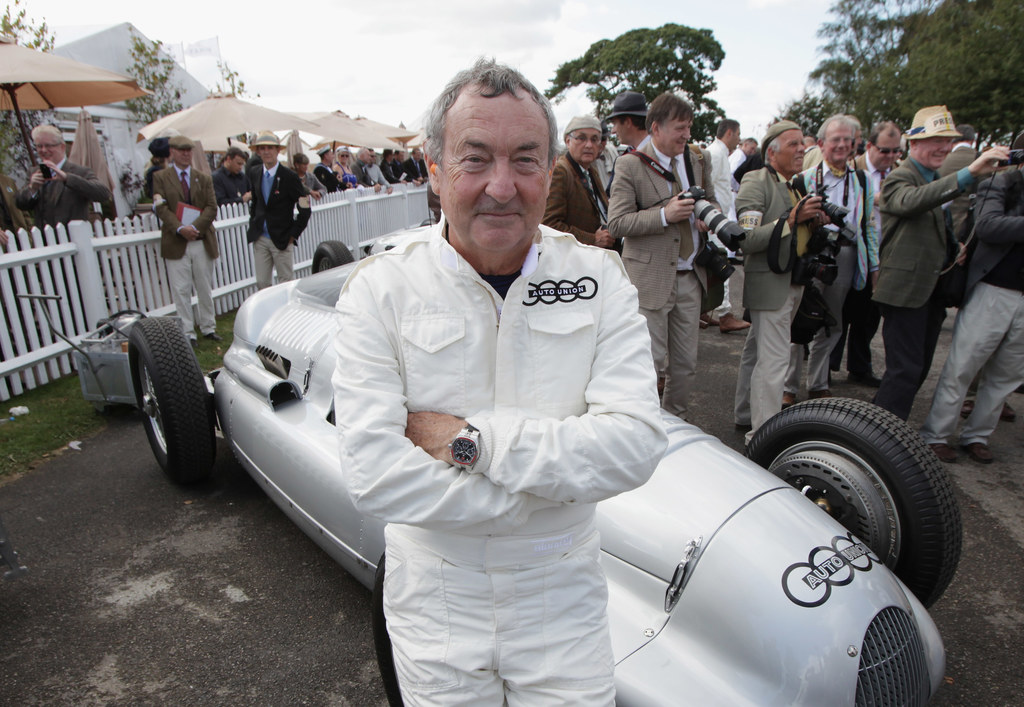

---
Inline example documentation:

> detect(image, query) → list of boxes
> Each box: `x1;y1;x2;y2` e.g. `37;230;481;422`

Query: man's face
609;115;642;148
170;146;192;170
819;121;854;168
768;129;806;179
321;151;335;167
226;155;246;174
650;116;692;157
430;89;552;266
565;128;601;168
34;134;66;165
909;136;954;171
295;161;308;176
867;132;902;171
256;145;280;168
724;127;741;152
412;149;422;161
741;140;758;157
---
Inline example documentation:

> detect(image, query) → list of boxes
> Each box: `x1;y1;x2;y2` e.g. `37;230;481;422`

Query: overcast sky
29;0;832;142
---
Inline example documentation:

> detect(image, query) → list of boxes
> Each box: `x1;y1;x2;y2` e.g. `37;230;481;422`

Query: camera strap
628;147;696;188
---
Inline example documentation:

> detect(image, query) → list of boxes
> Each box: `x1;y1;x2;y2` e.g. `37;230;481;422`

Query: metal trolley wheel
748;397;962;607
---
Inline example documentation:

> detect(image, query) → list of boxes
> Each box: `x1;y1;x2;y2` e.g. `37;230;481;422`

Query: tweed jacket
968;169;1024;298
873;159;963;309
15;161;111;228
608;142;715;309
938;145;978;238
800;162;878;290
246;164;312;250
153;166;219;261
1;174;29;235
543;154;609;245
735;167;803;311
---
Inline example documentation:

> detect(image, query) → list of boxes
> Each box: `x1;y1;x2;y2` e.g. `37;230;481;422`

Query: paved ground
1;268;1022;705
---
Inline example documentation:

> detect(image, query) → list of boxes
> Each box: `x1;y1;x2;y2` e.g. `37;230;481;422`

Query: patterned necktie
179;170;190;204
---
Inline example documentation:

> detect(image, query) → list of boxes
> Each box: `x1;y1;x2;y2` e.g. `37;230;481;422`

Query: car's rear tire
128;317;215;484
372;553;405;706
747;397;961;607
312;240;354;272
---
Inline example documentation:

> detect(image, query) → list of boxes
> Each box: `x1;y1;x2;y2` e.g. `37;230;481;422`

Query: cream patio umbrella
0;36;148;163
295;111;403;151
68;109;116;195
138;94;320;150
353;117;420;145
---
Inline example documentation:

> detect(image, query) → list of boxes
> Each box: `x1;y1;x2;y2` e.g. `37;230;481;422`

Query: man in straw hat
246;131;311;289
153;135;220;347
872;105;1008;423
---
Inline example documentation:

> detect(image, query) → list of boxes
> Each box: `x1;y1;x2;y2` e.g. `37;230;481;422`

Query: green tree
546;23;726;142
1;0;57;174
899;0;1024;144
124;28;184;125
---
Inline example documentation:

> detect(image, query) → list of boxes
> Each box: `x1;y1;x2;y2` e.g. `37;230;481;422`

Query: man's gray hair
816;114;859;141
868;121;901;145
424;57;558;168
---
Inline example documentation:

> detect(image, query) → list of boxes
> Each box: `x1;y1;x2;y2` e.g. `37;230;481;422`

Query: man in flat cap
608;92;717;420
247;131;312;289
17;124;111;228
543;115;613;247
872;106;1008;422
153;135;221;347
732;121;826;441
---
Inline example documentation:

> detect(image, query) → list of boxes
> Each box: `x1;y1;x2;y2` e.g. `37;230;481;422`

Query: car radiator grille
855;606;930;707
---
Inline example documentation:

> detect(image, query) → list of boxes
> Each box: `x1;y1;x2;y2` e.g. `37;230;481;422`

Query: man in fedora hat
247;130;311;289
606;90;650;152
153;135;220;347
872;105;1008;422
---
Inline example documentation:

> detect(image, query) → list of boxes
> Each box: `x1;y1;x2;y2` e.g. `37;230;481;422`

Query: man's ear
426;153;441;195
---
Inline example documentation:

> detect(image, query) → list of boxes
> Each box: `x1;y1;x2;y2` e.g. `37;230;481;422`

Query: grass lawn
0;310;236;482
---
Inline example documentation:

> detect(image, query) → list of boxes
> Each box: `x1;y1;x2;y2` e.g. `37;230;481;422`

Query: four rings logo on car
522;277;598;306
781;534;879;607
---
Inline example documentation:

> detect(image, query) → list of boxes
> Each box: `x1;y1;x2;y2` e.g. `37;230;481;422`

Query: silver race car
129;231;960;706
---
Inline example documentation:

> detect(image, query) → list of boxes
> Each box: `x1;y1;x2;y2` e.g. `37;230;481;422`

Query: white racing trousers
383;518;615;706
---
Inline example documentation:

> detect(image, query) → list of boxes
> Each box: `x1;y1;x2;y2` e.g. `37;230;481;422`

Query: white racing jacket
332;222;667;539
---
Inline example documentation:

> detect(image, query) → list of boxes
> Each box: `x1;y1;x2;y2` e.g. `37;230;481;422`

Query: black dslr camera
678;186;746;251
694;242;735;281
792;216;841;286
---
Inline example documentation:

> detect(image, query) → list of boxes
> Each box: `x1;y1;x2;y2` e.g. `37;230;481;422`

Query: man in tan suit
608;93;717;419
543;115;612;247
153;135;220;347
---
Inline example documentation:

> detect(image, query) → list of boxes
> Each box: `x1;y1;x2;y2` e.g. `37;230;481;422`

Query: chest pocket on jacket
400;314;466;412
525;308;595;414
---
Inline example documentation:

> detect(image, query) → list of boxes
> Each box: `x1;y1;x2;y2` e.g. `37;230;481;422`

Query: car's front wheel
312;240;354;272
747;397;961;607
128;317;215;484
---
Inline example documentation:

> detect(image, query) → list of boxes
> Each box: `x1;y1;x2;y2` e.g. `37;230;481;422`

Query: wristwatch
449;423;481;471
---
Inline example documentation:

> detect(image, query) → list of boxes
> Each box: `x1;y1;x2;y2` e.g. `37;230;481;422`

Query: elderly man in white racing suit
332;60;666;706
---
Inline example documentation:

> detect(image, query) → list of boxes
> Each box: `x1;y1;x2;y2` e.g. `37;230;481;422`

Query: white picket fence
0;184;429;402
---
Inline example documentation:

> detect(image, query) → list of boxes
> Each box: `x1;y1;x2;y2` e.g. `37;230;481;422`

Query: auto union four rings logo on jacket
523;277;598;306
781;533;879;608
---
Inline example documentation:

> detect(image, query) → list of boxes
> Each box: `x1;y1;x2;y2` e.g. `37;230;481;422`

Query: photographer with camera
919;130;1024;464
783;115;879;404
732;120;827;442
608;92;719;420
872;106;1009;421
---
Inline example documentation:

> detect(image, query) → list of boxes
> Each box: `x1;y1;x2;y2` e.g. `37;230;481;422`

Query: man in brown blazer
608;93;717;419
543;115;612;247
16;124;111;229
153;135;221;347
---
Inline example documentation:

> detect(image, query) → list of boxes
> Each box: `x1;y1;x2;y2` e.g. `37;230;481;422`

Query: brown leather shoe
700;312;719;328
929;443;959;463
962;442;994;464
808;389;832;399
782;392;796;409
719;313;751;333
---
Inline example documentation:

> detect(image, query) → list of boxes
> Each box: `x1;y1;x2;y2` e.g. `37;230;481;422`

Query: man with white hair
16;124;111;228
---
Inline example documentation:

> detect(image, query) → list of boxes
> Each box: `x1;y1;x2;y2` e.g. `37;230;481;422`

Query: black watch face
451;437;478;466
